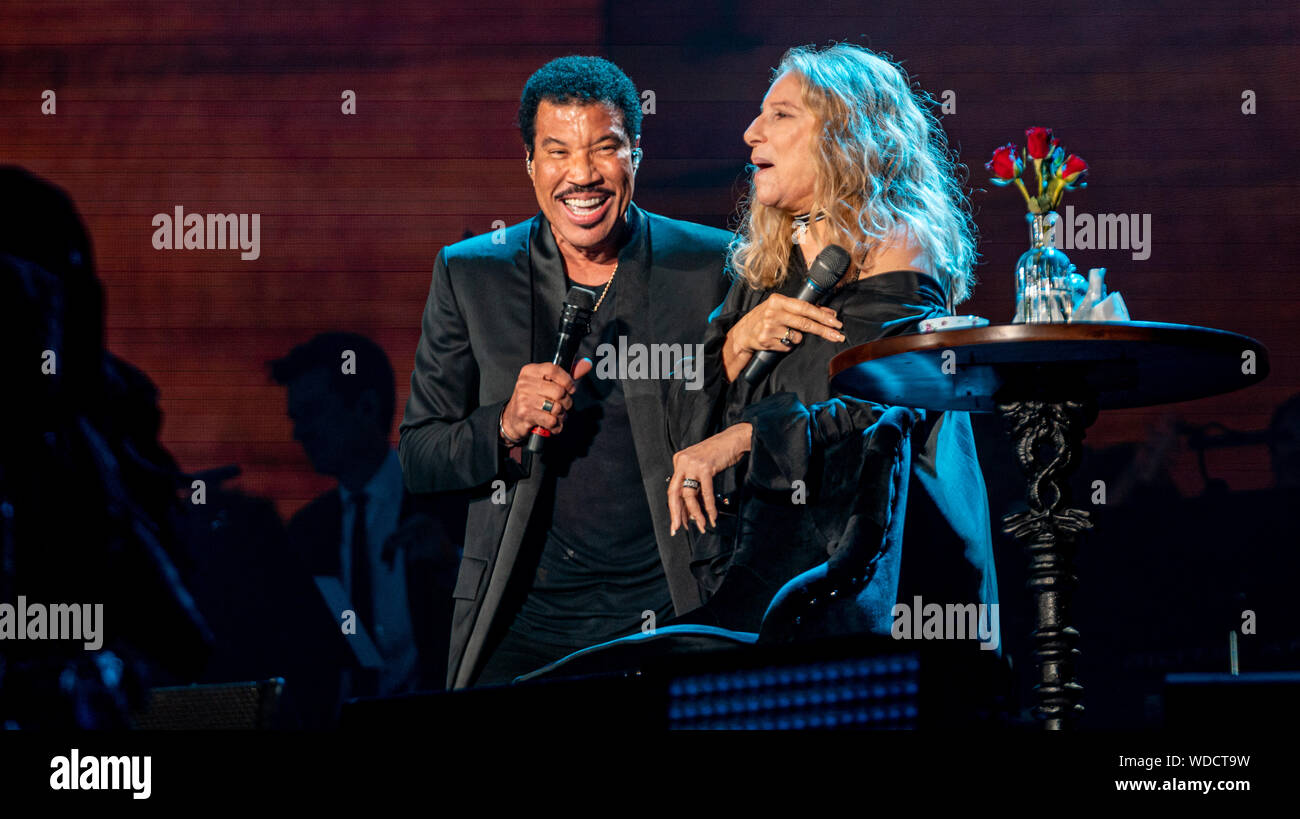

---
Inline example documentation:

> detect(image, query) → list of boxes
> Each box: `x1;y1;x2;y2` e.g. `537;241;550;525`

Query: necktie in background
350;492;373;635
349;492;377;697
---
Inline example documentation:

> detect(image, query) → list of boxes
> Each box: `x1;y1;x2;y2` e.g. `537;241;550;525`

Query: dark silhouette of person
272;333;465;698
0;166;366;730
0;166;211;728
176;463;357;729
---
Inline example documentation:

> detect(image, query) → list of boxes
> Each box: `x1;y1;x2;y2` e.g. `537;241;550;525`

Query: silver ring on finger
780;328;795;346
681;478;701;490
542;398;554;413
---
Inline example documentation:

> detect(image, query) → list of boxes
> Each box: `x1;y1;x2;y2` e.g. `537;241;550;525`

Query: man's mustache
555;186;614;199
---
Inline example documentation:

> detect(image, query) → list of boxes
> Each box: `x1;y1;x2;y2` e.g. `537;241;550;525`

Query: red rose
985;143;1022;181
1058;154;1088;182
1025;127;1053;160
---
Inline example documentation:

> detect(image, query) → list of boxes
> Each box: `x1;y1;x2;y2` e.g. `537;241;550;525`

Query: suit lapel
609;203;651;398
529;215;566;364
455;215;560;688
612;207;702;614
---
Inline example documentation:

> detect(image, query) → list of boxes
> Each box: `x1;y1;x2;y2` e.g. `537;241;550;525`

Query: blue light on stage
668;654;920;730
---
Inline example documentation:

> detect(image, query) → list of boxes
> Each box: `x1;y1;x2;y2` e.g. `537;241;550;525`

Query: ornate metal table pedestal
997;380;1098;729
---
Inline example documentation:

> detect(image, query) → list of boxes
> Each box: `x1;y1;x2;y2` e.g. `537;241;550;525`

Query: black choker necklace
791;212;826;244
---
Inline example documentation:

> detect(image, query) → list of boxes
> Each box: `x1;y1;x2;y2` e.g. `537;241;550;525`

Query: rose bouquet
986;127;1087;214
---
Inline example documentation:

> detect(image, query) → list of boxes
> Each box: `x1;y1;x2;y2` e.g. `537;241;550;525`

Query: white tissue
1090;291;1130;321
1071;268;1131;322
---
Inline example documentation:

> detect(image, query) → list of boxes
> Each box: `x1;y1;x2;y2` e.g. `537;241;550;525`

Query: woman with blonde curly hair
664;43;997;642
727;43;976;305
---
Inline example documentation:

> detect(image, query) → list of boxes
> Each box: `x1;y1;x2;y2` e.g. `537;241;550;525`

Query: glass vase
1014;212;1086;323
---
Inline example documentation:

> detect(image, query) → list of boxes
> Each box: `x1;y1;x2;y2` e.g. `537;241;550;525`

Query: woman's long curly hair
729;43;978;304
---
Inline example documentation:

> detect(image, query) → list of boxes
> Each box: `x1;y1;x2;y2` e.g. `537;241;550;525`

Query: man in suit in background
399;57;732;689
273;332;464;698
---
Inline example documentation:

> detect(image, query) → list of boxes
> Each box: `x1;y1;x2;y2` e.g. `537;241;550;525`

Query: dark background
2;0;1296;726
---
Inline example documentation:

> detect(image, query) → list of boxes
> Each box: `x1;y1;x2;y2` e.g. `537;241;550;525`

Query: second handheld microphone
741;243;853;385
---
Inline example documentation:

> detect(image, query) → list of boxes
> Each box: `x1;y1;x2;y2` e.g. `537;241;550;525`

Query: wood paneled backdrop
2;0;1295;523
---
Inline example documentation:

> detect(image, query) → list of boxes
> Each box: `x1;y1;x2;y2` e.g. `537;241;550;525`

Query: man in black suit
274;333;464;698
399;56;732;689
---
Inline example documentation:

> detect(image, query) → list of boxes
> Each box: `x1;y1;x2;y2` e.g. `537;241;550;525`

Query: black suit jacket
287;484;465;691
398;204;732;688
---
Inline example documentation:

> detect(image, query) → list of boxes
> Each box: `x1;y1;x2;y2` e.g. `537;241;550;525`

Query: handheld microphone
741;243;853;385
526;286;597;454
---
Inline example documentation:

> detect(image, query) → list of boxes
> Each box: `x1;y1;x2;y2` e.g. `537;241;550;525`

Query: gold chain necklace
593;262;618;312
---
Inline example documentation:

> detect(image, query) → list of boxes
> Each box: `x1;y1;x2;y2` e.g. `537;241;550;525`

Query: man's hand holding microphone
498;358;594;446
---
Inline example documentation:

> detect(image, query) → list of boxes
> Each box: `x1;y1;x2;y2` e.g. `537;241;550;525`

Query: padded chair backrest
759;406;916;642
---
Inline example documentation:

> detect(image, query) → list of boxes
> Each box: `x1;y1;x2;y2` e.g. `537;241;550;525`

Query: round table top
828;321;1269;412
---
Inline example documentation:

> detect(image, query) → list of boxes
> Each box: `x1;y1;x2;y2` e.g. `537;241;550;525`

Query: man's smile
557;190;614;226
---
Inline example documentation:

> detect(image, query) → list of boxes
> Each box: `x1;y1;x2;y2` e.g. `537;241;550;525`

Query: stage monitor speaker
131;678;284;730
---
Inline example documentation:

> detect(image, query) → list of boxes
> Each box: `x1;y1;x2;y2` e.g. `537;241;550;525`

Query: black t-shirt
506;271;674;649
